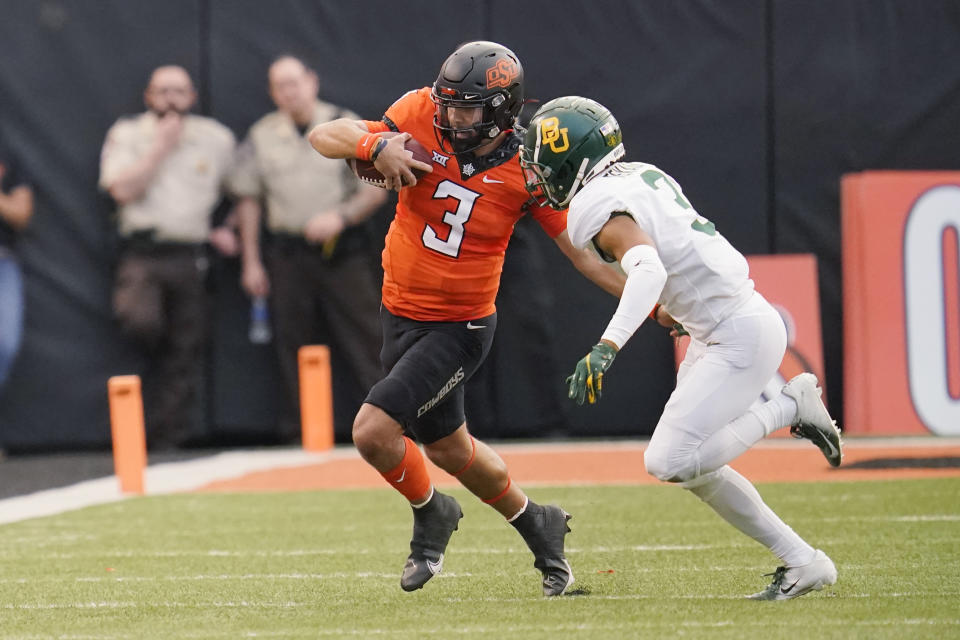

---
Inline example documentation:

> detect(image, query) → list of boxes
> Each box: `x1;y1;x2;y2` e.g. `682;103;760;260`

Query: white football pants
643;292;816;567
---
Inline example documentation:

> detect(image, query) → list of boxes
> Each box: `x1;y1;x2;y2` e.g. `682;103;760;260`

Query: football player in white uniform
520;96;843;600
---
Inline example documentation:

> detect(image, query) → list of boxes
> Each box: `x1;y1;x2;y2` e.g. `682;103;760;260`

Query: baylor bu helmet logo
539;116;569;152
486;58;519;89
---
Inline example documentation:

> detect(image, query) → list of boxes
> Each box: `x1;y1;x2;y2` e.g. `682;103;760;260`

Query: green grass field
1;477;958;639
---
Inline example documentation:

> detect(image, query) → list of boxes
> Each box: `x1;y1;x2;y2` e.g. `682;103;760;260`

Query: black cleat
400;491;463;592
511;503;575;596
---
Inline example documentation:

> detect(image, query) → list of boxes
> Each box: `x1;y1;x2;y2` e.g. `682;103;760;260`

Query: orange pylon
298;345;334;451
107;375;147;494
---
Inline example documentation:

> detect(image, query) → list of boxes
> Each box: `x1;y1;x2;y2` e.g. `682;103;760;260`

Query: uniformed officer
99;65;236;449
228;55;386;443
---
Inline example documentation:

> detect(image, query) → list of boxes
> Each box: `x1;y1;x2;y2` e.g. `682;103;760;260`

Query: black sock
509;500;543;537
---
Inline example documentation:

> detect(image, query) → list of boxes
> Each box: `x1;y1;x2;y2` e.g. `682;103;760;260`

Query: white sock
693;394;800;474
411;487;434;509
761;393;798;436
506;497;529;522
682;466;816;567
694;410;765;473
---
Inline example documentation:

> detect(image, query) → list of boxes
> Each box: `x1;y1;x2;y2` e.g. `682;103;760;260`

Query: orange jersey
365;88;566;321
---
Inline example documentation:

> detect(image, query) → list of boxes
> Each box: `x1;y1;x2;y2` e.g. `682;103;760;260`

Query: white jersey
567;161;755;341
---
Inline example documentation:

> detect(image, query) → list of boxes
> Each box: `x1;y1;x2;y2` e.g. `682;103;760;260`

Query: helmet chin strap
558;157;591;208
589;145;625;180
558;144;626;208
532;121;544;161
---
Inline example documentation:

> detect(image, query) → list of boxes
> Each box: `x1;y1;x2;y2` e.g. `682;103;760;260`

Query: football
346;132;432;188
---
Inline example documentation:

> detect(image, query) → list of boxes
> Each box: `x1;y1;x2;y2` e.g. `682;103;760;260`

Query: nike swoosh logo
482;175;504;184
780;578;801;594
806;423;840;458
466;322;486;330
395;469;406;483
427;554;444;575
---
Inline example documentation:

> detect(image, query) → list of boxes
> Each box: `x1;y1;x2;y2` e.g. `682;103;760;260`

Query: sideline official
228;55;385;442
99;65;235;449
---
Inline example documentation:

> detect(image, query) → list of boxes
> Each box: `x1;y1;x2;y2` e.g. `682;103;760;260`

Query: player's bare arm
593;213;656;263
309;119;431;192
552;229;625;298
308;118;371;159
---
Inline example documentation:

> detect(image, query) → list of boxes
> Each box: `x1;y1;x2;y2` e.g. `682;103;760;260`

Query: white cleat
747;549;838;600
782;373;843;467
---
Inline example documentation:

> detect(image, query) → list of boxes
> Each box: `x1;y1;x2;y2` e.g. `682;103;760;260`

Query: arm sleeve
599;244;667;349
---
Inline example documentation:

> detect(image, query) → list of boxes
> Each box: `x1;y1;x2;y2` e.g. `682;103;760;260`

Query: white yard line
0;437;957;527
489;436;960;452
0;448;332;526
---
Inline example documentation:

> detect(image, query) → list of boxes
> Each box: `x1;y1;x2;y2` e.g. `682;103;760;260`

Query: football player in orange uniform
309;41;622;596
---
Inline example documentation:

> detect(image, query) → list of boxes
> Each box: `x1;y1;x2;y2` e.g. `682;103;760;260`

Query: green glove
566;342;617;405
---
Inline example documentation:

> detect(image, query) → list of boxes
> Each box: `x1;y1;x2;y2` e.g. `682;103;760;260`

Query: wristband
649;303;661;320
369;137;388;163
355;133;382;161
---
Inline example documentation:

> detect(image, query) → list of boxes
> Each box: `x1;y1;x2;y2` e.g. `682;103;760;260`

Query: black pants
365;307;496;444
267;240;383;442
113;246;208;449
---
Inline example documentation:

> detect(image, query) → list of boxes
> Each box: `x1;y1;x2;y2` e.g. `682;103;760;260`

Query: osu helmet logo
485;58;519;89
539;117;569;153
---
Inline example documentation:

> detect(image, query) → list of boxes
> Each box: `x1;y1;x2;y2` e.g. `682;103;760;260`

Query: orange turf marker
107;375;147;494
298;345;334;451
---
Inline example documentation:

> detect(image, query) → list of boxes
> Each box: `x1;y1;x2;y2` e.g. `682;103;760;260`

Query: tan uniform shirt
228;101;360;234
99;112;236;242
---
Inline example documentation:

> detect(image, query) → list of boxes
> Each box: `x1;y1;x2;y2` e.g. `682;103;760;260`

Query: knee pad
644;445;700;484
677;466;726;491
676;467;731;504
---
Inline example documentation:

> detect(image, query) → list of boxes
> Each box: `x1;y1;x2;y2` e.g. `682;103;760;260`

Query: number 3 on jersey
642;168;716;236
422;180;480;257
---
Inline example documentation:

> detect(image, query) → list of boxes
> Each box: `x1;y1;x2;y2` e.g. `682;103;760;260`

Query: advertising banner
842;171;960;435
